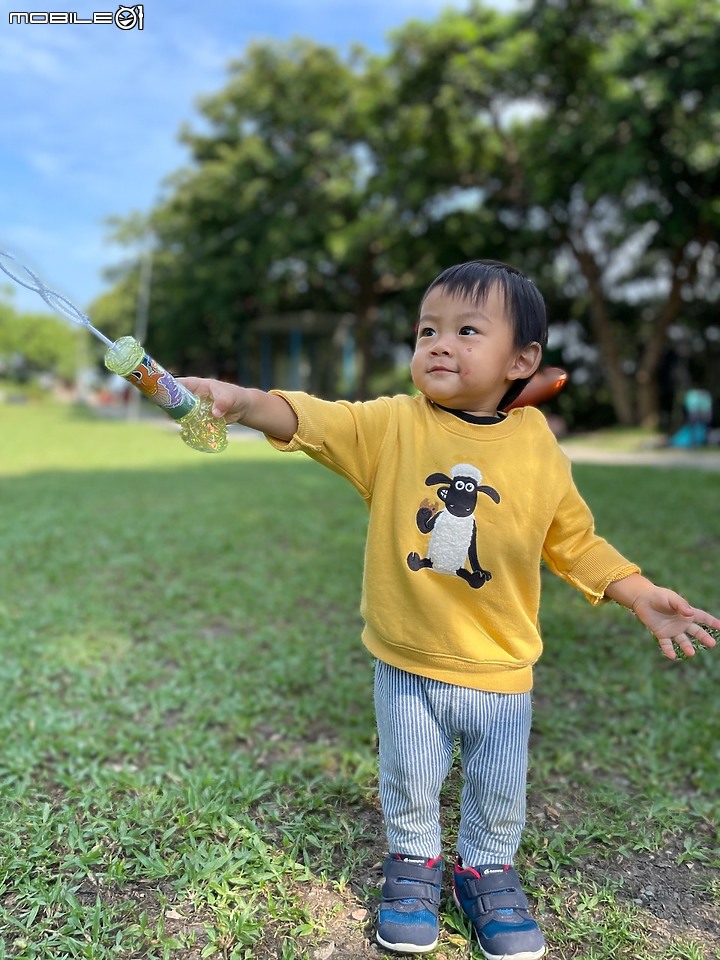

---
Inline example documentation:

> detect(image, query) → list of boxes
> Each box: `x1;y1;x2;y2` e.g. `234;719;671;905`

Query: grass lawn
1;403;718;960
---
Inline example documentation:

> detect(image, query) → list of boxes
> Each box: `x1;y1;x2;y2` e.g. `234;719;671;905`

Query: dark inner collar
434;402;506;425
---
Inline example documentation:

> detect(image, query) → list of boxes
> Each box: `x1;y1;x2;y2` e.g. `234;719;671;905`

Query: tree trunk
635;246;696;428
353;250;378;401
573;247;635;425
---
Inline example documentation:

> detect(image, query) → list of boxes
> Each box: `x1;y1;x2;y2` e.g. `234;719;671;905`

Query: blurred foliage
94;0;719;430
0;296;82;384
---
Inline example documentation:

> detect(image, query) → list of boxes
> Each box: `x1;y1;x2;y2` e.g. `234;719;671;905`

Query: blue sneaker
453;860;545;960
376;854;443;954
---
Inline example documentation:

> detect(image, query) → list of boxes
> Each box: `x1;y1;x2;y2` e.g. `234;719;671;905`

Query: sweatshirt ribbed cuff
566;551;640;605
264;390;324;453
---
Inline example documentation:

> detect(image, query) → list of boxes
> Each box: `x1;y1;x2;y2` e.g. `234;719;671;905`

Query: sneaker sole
452;891;546;960
376;931;439;954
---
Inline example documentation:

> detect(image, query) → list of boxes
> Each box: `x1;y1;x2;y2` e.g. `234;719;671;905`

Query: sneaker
376;854;443;954
453;859;545;960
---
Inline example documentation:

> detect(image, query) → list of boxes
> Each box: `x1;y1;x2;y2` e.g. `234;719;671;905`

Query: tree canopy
95;0;720;429
0;295;80;384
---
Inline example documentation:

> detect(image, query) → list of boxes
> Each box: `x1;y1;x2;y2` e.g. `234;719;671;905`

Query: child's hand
631;587;720;660
177;378;298;441
177;377;247;422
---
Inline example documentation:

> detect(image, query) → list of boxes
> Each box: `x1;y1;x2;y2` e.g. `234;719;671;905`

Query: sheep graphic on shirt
406;463;500;589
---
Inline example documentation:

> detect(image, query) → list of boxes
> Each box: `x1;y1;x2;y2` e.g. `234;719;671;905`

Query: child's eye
418;326;436;338
459;326;478;336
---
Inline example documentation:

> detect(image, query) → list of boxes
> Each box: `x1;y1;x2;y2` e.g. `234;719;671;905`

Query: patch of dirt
582;837;720;952
528;795;720;960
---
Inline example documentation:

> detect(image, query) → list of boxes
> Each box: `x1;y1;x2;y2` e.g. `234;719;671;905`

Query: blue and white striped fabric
374;660;532;867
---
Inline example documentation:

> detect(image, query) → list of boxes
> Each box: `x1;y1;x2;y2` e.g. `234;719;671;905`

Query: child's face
411;284;538;415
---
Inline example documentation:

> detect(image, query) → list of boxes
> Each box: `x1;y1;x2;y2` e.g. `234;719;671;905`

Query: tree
97;17;522;398
0;297;80;383
508;0;720;424
95;1;719;425
104;39;435;396
374;0;720;425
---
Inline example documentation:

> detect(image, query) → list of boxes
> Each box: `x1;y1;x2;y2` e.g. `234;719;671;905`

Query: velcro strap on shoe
381;858;442;906
381;877;442;905
385;860;442;885
481;891;529;913
461;868;530;914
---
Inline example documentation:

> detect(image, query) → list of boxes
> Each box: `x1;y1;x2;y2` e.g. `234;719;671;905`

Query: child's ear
508;342;542;381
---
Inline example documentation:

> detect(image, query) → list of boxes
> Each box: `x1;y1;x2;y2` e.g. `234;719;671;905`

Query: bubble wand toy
0;250;227;453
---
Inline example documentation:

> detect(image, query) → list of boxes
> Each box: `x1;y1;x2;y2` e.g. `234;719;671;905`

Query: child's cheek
461;346;474;376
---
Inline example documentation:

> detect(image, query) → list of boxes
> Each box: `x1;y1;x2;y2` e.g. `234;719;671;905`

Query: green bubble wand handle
0;250;227;453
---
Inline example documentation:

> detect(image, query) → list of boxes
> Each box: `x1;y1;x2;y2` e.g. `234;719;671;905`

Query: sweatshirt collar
432;402;506;426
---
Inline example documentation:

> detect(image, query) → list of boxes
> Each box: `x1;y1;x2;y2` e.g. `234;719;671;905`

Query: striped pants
374;661;532;867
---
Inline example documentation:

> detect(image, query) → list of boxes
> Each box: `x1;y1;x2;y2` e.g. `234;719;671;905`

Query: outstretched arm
178;378;298;442
605;572;719;660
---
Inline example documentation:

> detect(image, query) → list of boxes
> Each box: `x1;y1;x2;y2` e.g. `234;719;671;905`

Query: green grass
1;404;719;959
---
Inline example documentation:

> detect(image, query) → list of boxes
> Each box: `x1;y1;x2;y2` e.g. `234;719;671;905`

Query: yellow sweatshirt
267;392;639;693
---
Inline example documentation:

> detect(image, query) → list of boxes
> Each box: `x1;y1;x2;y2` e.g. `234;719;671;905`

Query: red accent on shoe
394;854;442;868
454;859;512;879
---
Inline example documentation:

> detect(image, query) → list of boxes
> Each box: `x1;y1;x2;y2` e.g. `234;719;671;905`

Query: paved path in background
561;444;720;471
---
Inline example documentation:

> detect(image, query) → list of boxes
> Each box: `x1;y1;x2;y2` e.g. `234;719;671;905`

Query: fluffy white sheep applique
406;463;500;589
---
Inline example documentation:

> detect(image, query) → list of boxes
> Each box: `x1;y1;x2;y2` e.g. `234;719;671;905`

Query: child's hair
419;259;548;409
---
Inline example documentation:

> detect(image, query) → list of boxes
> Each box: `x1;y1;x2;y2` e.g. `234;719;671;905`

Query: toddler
180;260;718;959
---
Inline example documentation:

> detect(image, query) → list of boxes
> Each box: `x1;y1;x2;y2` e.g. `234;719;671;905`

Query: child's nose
431;334;452;354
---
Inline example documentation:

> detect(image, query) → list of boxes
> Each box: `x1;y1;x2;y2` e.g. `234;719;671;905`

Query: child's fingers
692;608;720;631
657;622;718;660
682;609;720;649
694;624;718;649
657;633;697;659
668;594;695;618
657;637;678;660
177;377;232;418
177;376;209;396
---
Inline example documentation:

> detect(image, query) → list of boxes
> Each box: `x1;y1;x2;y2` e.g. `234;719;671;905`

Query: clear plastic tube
104;336;227;453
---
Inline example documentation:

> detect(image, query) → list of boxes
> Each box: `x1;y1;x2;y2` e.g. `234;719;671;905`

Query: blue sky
0;0;513;318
